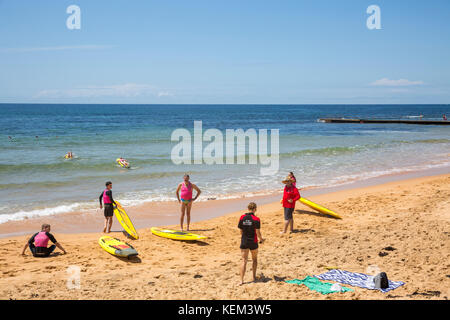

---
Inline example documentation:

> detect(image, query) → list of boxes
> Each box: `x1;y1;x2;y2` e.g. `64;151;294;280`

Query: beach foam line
120;161;450;205
1;160;449;225
0;203;84;224
322;161;450;189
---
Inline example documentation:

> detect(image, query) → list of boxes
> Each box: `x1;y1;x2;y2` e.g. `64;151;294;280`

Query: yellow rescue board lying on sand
98;236;138;258
299;197;342;219
151;227;207;241
114;201;139;239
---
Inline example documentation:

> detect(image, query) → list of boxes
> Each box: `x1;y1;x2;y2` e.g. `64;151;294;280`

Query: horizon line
0;103;449;106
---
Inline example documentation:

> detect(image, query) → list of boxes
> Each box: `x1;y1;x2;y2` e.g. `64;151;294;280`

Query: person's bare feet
103;227;107;233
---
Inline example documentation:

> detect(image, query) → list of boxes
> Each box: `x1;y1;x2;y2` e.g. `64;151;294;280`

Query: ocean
0;104;449;224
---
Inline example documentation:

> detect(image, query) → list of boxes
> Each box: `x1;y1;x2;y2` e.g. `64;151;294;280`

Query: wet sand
1;165;448;239
0;173;449;300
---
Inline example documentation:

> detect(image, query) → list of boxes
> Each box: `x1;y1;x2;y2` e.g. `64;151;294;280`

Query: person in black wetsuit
238;202;264;285
99;181;117;233
21;224;66;257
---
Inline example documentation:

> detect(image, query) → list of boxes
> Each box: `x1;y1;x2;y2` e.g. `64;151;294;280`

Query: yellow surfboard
151;227;207;241
299;197;342;219
114;201;139;239
98;236;138;258
116;158;130;168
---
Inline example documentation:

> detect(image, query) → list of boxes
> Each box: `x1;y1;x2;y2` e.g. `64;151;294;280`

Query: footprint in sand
45;266;57;270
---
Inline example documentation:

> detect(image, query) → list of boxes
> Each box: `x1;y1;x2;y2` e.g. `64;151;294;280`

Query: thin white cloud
157;91;173;97
0;45;115;53
34;83;173;99
370;78;425;87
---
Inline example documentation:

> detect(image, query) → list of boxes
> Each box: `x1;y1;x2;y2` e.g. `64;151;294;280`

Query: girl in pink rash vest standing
176;174;202;231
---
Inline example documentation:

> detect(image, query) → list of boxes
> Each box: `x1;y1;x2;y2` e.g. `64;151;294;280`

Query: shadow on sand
115;255;142;263
273;275;288;282
290;228;315;234
185;240;210;246
295;209;339;220
185;228;216;232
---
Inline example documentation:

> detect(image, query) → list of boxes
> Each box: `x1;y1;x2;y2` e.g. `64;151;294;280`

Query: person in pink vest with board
99;181;117;233
176;174;201;231
21;224;66;257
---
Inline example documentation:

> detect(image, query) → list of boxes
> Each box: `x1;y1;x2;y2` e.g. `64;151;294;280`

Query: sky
0;0;449;104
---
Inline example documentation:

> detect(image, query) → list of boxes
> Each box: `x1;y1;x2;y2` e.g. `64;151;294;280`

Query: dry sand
0;174;449;300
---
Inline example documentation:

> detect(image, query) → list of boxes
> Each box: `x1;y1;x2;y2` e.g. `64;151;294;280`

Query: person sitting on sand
238;202;264;285
281;176;300;234
176;174;201;231
21;224;66;257
99;181;117;233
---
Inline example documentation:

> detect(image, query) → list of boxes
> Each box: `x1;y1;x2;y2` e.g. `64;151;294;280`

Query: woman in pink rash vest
176;174;202;231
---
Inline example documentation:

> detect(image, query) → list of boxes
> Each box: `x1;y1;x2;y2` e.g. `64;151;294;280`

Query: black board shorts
240;241;258;250
284;207;294;220
104;203;114;217
29;244;56;257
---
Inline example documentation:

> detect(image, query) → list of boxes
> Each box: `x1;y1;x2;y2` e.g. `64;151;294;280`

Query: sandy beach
0;173;448;300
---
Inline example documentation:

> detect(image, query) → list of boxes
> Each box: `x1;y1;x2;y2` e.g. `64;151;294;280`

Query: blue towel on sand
315;269;405;293
285;276;354;295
